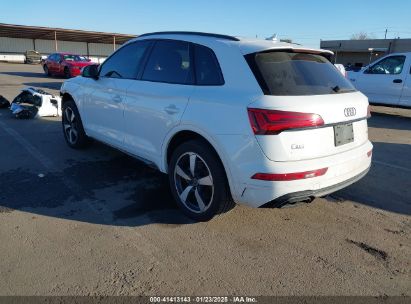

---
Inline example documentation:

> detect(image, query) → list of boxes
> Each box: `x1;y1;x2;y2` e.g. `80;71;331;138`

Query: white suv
60;32;373;221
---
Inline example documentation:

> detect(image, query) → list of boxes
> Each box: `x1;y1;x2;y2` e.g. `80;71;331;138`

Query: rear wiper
332;85;341;92
331;86;355;93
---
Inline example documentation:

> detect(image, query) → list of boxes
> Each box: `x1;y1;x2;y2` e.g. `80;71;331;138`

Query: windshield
245;51;356;96
63;55;88;62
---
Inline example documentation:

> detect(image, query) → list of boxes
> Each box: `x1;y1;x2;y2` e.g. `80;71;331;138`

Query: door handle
393;79;403;83
164;104;180;114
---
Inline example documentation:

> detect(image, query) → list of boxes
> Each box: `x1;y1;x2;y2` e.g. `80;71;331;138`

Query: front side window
142;40;193;84
367;55;406;75
246;51;356;96
49;54;58;61
64;55;88;62
99;40;151;79
194;44;224;85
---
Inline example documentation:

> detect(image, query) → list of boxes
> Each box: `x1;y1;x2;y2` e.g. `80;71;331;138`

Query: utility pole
384;28;388;39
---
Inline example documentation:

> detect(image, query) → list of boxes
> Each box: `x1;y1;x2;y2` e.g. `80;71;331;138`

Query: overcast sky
1;0;411;48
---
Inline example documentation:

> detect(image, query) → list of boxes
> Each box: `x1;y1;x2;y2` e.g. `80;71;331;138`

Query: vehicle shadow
0;155;193;227
0;115;192;227
0;113;409;227
327;141;411;215
368;113;411;131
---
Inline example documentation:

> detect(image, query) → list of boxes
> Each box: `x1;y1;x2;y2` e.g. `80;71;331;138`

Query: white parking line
373;159;411;173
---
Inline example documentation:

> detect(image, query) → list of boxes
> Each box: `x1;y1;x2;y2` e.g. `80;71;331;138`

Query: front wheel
62;100;89;149
168;140;234;221
44;65;51;76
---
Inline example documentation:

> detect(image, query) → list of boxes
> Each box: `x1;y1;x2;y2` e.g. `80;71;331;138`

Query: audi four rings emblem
344;107;356;117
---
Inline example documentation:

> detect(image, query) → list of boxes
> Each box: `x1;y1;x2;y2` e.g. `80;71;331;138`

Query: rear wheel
169;140;234;221
62;99;89;149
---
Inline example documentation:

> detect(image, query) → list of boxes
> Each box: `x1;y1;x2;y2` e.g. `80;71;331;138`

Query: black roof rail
137;31;240;41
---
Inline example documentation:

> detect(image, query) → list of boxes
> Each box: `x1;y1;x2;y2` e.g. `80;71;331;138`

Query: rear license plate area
334;123;354;147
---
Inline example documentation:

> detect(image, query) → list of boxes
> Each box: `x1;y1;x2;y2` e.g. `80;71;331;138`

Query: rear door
246;51;369;162
353;55;407;105
123;39;195;163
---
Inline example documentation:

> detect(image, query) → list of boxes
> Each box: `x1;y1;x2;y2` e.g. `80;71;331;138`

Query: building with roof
0;23;136;63
320;38;411;68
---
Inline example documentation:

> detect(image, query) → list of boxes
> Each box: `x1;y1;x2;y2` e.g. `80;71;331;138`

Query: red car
43;53;95;78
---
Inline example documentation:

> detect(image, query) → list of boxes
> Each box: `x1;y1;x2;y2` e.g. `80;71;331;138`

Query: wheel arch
61;92;74;106
162;127;238;200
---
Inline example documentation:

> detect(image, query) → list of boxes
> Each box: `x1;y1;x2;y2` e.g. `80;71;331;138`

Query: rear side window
194;44;224;85
142;40;193;85
99;40;151;79
245;51;356;96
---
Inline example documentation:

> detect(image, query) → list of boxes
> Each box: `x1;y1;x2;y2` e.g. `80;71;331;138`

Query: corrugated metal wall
0;36;118;57
35;39;56;54
89;43;119;56
0;37;34;52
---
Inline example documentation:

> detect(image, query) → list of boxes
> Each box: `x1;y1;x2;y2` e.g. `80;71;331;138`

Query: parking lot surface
0;62;410;296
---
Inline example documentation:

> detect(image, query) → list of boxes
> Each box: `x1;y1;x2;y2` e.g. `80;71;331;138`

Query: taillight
248;108;324;135
252;168;328;181
367;149;372;157
367;105;372;118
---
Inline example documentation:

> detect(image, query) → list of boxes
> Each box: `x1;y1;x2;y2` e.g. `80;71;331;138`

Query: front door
355;55;406;105
83;40;152;148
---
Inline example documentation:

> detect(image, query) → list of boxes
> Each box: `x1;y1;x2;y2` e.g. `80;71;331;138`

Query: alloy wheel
174;152;214;213
63;107;78;145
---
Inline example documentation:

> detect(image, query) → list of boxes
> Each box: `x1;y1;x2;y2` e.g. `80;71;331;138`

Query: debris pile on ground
10;87;62;119
0;95;9;108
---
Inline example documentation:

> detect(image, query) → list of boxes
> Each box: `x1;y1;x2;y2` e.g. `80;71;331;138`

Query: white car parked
348;52;411;107
60;32;373;220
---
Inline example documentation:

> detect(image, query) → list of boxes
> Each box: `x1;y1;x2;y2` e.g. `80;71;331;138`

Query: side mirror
82;65;99;79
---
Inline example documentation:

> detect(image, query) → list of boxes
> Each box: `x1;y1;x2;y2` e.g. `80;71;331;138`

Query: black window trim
96;38;225;86
98;40;154;80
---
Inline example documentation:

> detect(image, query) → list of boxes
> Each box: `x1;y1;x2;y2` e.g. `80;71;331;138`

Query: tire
44;65;51;76
64;67;71;79
168;139;235;221
62;99;89;149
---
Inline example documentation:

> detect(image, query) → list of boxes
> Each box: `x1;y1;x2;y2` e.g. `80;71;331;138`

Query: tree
350;32;376;40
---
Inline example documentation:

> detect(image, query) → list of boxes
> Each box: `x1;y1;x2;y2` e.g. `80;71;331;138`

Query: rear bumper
261;165;370;208
234;140;373;207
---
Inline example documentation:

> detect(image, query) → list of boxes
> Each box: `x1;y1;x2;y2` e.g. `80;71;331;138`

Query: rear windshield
245;51;356;96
